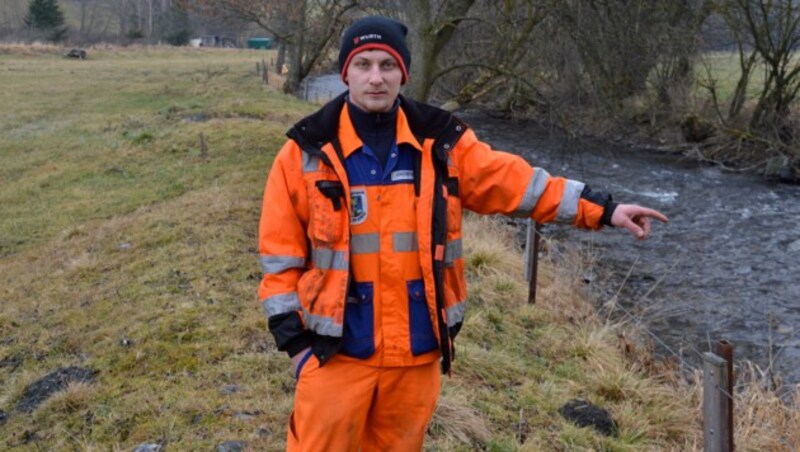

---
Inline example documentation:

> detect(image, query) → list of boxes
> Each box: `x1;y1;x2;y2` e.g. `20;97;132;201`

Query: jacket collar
338;99;423;158
286;91;459;158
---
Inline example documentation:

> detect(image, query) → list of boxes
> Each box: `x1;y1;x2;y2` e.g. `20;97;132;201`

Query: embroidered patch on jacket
390;170;414;182
350;188;368;225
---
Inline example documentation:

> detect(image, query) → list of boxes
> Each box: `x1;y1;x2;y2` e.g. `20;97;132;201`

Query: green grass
1;45;797;450
0;46;299;257
0;45;309;449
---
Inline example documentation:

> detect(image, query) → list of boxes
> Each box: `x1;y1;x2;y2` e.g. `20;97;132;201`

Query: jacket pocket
407;279;438;355
341;281;375;359
309;179;346;245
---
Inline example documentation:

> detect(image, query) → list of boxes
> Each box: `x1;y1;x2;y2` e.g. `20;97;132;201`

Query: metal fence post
703;352;731;452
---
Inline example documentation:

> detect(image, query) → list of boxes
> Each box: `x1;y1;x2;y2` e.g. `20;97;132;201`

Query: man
258;16;668;451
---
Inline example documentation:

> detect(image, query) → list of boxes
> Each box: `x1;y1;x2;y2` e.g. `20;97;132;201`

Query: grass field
0;44;797;450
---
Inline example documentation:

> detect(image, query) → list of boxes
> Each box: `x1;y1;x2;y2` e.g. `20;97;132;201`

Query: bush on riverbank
0;45;797;449
507;49;800;183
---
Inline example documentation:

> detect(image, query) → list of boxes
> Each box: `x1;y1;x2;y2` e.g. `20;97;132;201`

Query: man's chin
363;102;391;113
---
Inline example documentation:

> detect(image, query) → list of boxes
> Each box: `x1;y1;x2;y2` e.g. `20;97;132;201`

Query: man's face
345;49;403;113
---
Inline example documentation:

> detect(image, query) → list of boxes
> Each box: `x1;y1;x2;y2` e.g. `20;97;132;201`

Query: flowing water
304;77;800;383
465;113;800;384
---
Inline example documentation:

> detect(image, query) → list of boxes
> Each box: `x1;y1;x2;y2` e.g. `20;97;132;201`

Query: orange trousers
287;354;441;451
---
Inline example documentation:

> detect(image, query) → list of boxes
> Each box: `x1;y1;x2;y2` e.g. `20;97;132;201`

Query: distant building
191;35;237;48
247;37;274;50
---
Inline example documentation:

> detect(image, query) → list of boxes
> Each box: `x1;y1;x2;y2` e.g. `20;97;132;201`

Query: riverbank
511;83;800;185
0;45;797;449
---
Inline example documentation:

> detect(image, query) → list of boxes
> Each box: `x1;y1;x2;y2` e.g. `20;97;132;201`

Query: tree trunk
406;0;477;102
276;42;286;74
406;0;436;101
284;1;307;95
80;0;87;37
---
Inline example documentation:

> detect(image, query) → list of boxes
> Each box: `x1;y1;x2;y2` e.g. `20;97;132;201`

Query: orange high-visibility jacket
259;94;615;373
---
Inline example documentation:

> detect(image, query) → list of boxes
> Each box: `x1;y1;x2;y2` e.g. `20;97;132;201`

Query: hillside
0;45;797;450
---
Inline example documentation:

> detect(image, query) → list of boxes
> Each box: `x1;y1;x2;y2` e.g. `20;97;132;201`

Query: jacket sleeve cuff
601;202;618;227
580;185;616;227
268;311;312;357
285;331;314;357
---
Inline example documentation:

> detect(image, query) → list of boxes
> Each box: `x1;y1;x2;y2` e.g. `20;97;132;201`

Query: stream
466;113;800;385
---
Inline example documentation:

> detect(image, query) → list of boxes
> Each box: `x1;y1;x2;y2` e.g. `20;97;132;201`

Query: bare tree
430;0;550;111
553;0;710;114
722;0;800;139
72;0;117;43
0;0;27;38
188;0;358;94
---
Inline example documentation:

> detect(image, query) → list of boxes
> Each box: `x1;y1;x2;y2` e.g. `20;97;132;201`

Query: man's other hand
611;204;669;240
292;347;312;376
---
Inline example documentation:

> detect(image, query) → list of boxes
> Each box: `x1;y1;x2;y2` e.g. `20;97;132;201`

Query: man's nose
368;65;383;84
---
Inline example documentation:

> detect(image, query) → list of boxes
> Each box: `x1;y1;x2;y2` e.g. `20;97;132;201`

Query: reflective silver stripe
351;233;380;254
260;255;305;275
312;247;348;270
513;168;550;217
445;239;463;266
556;179;585;223
302;151;320;173
446;300;466;327
393;232;418;252
302;308;343;337
261;292;301;317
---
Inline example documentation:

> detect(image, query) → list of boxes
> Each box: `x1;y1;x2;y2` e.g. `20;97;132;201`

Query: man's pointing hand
611;204;669;240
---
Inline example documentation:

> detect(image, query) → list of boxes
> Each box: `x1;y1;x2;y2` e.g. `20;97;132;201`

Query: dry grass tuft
428;393;491;448
684;362;800;451
39;382;95;415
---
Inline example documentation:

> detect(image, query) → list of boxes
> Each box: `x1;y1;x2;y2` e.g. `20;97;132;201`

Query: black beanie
339;16;410;84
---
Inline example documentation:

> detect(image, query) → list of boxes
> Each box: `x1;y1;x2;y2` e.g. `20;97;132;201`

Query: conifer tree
24;0;66;42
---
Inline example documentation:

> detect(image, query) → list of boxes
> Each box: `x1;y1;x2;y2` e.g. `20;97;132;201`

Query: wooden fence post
703;351;731;452
524;220;542;304
716;341;734;451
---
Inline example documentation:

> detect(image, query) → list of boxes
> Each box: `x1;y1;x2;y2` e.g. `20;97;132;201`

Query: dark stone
0;410;7;425
256;426;271;438
21;430;38;444
680;115;715;143
66;49;88;59
233;412;255;421
558;399;618;436
220;384;240;395
0;356;21;371
778;165;798;184
15;367;96;412
217;440;246;452
763;156;800;184
233;410;261;421
185;113;209;123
